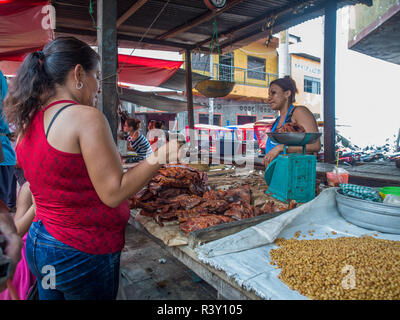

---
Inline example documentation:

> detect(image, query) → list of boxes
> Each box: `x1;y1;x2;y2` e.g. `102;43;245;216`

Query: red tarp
0;1;183;87
0;54;183;87
0;0;53;60
117;54;183;87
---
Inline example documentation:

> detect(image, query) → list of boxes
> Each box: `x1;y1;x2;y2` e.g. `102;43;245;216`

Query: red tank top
16;100;130;254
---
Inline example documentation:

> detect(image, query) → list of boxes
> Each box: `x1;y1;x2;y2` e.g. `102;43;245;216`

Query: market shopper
148;120;168;152
3;36;181;300
0;70;17;210
0;200;22;293
263;76;321;167
123;117;153;161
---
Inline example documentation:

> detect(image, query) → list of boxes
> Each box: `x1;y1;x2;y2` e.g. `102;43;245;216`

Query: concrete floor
118;223;218;300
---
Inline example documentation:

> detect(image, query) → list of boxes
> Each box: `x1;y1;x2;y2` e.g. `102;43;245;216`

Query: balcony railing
192;62;278;88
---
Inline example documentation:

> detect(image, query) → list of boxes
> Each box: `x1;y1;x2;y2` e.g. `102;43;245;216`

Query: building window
237;115;257;125
198;113;221;126
247;56;266;80
192;53;210;72
304;75;321;94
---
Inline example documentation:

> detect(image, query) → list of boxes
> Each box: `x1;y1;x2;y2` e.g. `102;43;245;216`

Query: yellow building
183;37;279;126
290;53;322;118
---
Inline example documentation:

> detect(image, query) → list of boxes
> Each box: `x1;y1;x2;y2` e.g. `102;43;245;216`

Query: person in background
148;120;167;152
0;182;36;300
147;120;158;147
147;119;155;133
0;70;16;210
0;200;22;293
123;118;152;161
263;76;321;167
3;36;181;300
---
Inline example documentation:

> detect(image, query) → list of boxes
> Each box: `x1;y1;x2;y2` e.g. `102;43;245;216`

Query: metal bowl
335;188;400;234
267;132;322;146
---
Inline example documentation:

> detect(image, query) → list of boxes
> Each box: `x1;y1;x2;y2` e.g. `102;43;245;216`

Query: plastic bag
326;167;349;187
383;194;400;207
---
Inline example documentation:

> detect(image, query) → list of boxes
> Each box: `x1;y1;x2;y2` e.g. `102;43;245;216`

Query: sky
288;7;400;149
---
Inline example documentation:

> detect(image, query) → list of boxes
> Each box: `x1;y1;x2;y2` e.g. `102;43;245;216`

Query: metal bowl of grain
335;188;400;234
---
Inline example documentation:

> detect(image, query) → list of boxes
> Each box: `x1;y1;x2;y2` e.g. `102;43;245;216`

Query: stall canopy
119;87;206;113
0;1;184;88
117;54;183;87
0;0;53;61
0;52;184;89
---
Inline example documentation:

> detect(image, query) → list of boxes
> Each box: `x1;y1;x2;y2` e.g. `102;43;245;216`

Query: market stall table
130;187;400;300
130;217;262;300
127;167;305;299
317;162;400;187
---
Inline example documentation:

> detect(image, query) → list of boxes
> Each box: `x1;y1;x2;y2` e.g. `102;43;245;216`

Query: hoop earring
75;81;83;90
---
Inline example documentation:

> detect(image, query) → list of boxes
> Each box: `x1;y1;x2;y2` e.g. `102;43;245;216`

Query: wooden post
323;0;337;163
97;0;118;143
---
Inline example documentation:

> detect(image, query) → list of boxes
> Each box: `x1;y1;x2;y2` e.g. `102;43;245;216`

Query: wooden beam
194;0;308;49
117;33;196;50
323;0;337;163
117;0;148;28
97;0;119;143
55;26;196;50
156;0;245;40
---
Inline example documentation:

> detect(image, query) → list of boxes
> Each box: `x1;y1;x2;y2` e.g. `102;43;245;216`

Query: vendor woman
123;118;153;161
263;76;321;167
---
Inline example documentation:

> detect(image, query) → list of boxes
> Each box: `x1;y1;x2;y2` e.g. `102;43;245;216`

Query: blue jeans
25;220;121;300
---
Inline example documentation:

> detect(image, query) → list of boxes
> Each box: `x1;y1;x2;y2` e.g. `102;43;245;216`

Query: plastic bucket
379;186;400;200
326;171;349;187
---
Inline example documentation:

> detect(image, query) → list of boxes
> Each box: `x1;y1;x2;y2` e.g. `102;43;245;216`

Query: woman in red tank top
3;37;182;300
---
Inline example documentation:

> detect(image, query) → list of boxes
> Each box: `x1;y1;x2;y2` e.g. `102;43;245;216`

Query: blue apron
264;105;295;155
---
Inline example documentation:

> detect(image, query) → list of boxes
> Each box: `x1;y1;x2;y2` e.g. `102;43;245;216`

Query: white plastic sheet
194;188;400;300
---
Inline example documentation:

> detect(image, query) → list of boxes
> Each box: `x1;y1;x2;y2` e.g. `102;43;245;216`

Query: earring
75;81;83;90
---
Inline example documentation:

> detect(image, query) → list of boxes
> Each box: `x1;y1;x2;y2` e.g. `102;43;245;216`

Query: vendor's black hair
270;75;298;103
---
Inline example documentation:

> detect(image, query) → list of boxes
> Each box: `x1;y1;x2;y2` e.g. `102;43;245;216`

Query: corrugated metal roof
53;0;372;52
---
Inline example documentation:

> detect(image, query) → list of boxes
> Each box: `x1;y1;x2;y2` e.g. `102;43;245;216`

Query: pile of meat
130;164;296;235
276;122;306;133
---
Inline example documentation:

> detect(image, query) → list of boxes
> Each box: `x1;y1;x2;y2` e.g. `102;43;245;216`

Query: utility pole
278;29;290;78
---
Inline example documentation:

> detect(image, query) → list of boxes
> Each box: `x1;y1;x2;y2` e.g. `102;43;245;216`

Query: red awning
0;0;53;60
0;54;183;88
117;54;183;87
0;1;183;87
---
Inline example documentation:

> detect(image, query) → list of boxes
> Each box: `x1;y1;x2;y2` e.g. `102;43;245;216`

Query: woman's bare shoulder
294;105;312;113
70;105;107;126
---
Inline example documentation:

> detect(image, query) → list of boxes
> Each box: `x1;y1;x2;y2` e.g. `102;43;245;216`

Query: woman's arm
13;182;36;237
78;108;180;208
0;201;22;290
290;105;321;154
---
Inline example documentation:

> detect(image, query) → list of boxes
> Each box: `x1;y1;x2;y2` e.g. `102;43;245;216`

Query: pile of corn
269;236;400;300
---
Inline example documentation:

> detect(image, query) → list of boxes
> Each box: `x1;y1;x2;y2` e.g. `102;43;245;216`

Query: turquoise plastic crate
264;153;316;203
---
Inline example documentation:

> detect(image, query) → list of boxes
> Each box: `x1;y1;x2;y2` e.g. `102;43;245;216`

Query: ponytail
3;36;99;136
4;51;54;136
